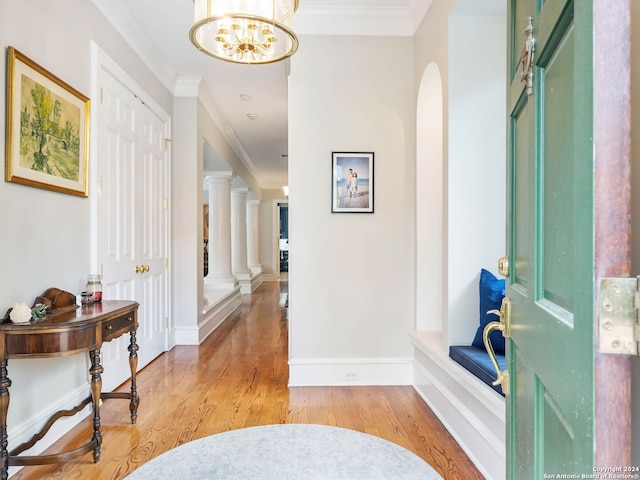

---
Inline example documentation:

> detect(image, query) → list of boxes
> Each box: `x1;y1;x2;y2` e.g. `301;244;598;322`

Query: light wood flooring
11;281;484;479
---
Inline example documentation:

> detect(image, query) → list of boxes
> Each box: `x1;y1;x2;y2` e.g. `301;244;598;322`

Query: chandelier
190;0;299;65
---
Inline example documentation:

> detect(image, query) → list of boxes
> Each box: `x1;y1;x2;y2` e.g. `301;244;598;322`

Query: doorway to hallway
279;202;289;274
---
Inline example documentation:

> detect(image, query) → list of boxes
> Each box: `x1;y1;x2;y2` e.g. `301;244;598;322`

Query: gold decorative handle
144;265;150;273
135;265;143;273
483;297;511;395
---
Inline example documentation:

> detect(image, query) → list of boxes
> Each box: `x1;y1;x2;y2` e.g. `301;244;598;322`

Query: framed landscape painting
331;152;374;213
5;46;90;197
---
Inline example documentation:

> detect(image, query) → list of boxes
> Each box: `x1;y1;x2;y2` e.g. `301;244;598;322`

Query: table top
0;300;139;331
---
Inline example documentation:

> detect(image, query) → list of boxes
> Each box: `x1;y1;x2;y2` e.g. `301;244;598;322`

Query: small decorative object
331;152;374;213
33;287;77;312
9;302;32;323
85;274;102;303
81;292;92;305
2;288;79;324
31;303;48;320
5;46;90;197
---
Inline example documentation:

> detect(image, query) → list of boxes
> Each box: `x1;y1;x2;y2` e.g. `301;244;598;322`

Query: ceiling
92;0;504;191
92;0;431;191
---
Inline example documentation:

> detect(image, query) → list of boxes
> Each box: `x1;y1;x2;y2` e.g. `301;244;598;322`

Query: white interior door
95;58;169;390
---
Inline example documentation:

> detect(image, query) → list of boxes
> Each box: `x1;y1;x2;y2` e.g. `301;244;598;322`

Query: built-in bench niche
412;5;508;479
448;345;506;397
449;268;507;396
411;269;507;480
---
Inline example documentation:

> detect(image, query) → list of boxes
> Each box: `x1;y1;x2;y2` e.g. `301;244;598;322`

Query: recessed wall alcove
411;2;507;478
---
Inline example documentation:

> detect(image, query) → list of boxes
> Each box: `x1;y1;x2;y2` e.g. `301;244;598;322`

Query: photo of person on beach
332;153;373;212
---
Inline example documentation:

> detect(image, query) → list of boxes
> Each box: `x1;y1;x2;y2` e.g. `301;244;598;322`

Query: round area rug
125;424;443;480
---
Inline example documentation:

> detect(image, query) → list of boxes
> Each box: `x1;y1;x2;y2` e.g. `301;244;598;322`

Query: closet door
96;62;169;390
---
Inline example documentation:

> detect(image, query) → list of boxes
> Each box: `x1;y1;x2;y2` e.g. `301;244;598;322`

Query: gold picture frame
203;203;209;241
5;47;90;197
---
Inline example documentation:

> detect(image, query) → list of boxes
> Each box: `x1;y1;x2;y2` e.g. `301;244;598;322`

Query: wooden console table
0;300;140;480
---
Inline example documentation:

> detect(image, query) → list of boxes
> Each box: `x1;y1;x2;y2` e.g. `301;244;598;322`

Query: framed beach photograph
5;46;90;197
331;152;374;213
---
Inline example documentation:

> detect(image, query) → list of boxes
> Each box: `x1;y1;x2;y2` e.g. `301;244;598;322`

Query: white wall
413;2;507;347
172;93;201;331
416;63;444;333
288;35;415;385
0;0;172;459
447;14;506;346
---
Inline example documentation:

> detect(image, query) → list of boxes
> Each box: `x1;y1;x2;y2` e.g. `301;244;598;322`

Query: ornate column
204;173;237;289
231;188;253;294
247;199;262;275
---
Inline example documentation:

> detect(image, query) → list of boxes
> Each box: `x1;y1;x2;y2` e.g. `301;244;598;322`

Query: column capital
231;187;250;197
204;171;235;186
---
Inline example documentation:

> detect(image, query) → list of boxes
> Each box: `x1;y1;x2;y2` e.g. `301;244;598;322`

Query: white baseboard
409;330;506;480
251;273;264;292
288;357;413;386
175;287;242;345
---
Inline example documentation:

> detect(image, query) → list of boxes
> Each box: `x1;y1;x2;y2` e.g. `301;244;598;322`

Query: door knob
498;256;509;277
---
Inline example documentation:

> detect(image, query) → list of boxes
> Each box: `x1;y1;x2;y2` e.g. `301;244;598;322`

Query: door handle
519;15;536;96
483;297;511;395
498;256;509;277
135;265;143;273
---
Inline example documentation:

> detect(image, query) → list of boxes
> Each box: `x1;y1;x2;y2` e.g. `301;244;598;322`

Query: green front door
505;0;632;477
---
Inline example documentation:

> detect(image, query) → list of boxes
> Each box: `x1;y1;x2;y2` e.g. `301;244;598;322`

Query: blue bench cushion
449;345;506;397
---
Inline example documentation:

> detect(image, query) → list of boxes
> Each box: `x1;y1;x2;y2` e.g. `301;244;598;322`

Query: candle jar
86;274;103;303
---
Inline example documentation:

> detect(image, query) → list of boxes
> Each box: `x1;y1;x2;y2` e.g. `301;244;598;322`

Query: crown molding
295;1;433;36
93;0;265;190
92;0;176;92
196;82;264;189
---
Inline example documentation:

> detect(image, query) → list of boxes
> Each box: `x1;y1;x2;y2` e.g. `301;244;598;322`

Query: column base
234;272;253;295
233;272;253;295
249;265;263;275
204;275;238;289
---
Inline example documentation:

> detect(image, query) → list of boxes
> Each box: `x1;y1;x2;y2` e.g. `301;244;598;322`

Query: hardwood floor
11;281;484;480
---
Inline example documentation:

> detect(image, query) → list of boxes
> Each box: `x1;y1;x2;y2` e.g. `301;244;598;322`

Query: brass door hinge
599;277;640;355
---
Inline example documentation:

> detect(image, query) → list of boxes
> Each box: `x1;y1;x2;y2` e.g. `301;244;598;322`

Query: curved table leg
127;329;139;424
0;360;11;480
89;349;103;463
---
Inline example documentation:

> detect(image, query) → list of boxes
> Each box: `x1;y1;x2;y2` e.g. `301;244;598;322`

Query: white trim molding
288;357;413;386
409;330;506;480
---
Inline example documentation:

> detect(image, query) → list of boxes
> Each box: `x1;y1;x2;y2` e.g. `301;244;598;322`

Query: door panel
507;0;593;476
96;65;168;390
137;107;168;365
511;92;532;291
541;25;574;314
